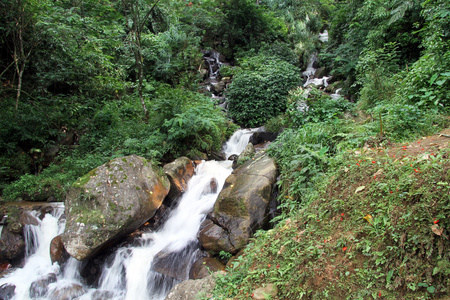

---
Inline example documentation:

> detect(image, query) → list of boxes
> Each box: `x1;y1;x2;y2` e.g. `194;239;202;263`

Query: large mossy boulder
62;155;170;261
199;152;277;253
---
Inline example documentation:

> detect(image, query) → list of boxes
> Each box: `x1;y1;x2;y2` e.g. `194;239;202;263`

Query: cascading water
0;129;255;300
0;215;6;238
331;88;342;100
0;203;65;300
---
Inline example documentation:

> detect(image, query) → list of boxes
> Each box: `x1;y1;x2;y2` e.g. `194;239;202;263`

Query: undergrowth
211;95;449;299
212;146;450;299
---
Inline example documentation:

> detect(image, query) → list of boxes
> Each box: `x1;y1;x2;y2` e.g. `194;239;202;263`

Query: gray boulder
199;152;277;253
0;228;25;262
47;283;86;300
164;272;222;300
0;283;15;300
29;273;57;298
62;155;170;261
163;157;194;205
232;142;255;169
189;257;225;279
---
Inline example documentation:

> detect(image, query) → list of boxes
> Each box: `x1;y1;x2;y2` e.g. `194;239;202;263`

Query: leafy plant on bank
213;135;450;300
226;55;300;127
285;86;354;127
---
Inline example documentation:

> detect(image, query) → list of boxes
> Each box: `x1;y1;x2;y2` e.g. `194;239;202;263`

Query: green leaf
429;73;439;85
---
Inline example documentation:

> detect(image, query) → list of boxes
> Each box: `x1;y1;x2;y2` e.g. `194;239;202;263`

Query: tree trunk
134;42;148;120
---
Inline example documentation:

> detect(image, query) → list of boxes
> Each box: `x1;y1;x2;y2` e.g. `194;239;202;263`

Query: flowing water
0;129;255;300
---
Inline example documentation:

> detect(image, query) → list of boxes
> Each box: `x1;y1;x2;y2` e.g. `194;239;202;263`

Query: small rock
189;257;225;279
252;284;277;299
0;283;16;300
47;283;86;300
29;273;57;298
91;290;115;300
50;235;70;265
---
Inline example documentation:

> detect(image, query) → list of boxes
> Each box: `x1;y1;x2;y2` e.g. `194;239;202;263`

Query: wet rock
210;178;218;194
198;219;234;253
0;262;12;272
312;60;320;69
38;206;54;219
199;152;277;254
19;210;39;227
249;131;278;145
47;283;86;300
314;67;327;79
62;155;170;261
211;81;226;94
232;143;255;169
227;154;238;161
0;283;15;300
199;68;208;79
50;235;70;266
0;227;25;262
202;178;218;195
207;150;227;161
29;272;57;298
189;257;225;279
145;204;170;231
90;290;115;300
163;157;194;205
251;284;278;299
152;243;202;280
164;272;221;300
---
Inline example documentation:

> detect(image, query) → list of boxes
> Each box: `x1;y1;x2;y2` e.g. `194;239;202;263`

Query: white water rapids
0;128;257;300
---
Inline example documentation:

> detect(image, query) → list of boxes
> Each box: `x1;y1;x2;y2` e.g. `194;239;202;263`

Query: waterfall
331;88;342;100
0;203;64;300
0;215;6;239
0;129;255;300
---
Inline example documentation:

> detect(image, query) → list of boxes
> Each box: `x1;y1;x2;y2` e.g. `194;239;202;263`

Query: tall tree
121;0;162;120
1;0;42;111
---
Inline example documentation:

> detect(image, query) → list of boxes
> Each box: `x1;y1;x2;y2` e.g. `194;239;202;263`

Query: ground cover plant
211;124;450;299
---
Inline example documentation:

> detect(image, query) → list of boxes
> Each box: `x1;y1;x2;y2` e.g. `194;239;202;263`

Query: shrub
286;87;354;127
370;103;446;141
226;56;300;127
163;102;235;158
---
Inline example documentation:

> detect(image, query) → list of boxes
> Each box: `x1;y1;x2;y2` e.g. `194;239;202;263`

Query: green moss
74;169;98;187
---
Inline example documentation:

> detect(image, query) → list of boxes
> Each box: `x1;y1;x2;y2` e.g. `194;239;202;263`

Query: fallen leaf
363;214;373;224
355;186;366;193
373;169;384;177
431;224;443;236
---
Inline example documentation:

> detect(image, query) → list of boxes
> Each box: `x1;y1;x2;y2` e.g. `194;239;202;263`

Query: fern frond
388;1;415;25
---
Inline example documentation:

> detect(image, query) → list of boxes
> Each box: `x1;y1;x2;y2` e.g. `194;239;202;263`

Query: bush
371;103;446;141
286;87;354;127
163;102;235;158
226;56;300;127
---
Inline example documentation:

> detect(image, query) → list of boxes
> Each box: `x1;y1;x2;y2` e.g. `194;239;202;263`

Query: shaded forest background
0;0;449;204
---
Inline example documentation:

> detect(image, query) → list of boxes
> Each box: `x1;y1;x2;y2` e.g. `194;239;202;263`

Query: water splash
0;129;255;300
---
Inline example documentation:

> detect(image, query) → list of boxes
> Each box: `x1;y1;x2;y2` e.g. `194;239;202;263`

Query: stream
0;128;258;300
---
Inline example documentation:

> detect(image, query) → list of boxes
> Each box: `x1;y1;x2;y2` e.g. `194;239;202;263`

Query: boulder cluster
0;136;278;299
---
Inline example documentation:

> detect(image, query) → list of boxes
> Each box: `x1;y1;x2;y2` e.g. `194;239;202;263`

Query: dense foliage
1;0;450;297
226;56;300;127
